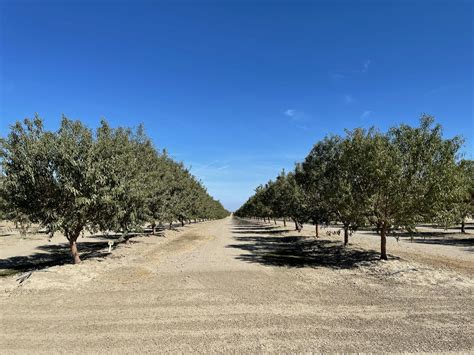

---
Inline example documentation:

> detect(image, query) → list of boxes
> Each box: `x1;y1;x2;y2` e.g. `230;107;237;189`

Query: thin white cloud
362;59;371;73
283;109;311;131
284;109;296;117
330;60;372;82
344;95;355;104
361;110;372;119
191;160;220;173
283;109;309;122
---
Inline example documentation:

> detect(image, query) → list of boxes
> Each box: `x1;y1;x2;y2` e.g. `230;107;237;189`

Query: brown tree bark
293;219;301;232
343;226;349;246
69;238;81;264
376;221;382;235
380;222;388;260
315;223;319;238
461;219;466;233
283;218;286;227
67;228;82;264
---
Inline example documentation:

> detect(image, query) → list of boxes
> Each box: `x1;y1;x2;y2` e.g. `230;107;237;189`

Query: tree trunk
152;223;156;235
283;218;286;227
293;219;301;232
315;223;319;238
343;225;349;246
169;222;172;229
69;239;81;264
68;230;82;264
376;221;381;235
274;218;277;225
461;219;466;233
380;223;388;260
181;220;185;227
122;230;130;244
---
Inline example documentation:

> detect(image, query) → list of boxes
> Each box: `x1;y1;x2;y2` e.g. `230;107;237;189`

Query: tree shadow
405;235;474;250
90;230;165;241
227;234;384;269
231;228;291;235
416;222;474;231
0;239;129;275
0;233;16;237
232;226;279;230
0;223;186;276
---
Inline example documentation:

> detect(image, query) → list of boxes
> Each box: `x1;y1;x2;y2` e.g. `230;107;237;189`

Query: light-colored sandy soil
0;217;473;353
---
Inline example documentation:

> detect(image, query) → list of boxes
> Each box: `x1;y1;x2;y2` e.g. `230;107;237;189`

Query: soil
0;217;472;353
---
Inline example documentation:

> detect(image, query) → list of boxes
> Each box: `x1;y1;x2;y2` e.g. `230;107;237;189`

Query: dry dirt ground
0;217;473;353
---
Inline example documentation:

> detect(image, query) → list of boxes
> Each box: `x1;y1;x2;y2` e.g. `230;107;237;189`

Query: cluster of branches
235;115;473;260
0;115;229;263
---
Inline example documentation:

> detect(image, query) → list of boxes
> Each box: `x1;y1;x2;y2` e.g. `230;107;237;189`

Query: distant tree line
235;115;473;260
0;115;229;263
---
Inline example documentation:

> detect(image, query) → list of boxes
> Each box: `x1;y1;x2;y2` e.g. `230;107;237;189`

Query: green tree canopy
0;115;228;263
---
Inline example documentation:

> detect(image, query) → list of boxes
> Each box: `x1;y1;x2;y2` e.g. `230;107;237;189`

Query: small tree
300;132;372;245
1;115;98;263
274;171;306;231
365;115;463;259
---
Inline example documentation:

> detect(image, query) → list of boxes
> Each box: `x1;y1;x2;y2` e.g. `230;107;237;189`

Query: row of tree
235;115;473;260
0;115;229;263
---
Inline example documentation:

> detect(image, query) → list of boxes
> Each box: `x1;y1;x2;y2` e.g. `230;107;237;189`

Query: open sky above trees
0;0;472;210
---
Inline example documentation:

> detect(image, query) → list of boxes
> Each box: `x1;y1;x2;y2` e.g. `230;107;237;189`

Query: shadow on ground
229;220;383;269
0;231;162;275
0;221;201;276
231;228;292;235
231;221;293;234
0;240;120;275
404;235;474;251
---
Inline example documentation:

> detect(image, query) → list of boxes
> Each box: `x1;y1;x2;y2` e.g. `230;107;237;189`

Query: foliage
0;115;228;263
235;115;464;260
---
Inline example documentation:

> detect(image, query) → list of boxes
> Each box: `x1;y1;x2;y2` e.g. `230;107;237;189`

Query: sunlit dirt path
1;217;473;353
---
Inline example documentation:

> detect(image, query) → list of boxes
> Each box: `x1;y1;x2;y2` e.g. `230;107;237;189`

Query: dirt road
1;217;473;353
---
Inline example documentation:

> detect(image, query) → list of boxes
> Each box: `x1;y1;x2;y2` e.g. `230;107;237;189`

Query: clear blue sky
1;0;472;211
